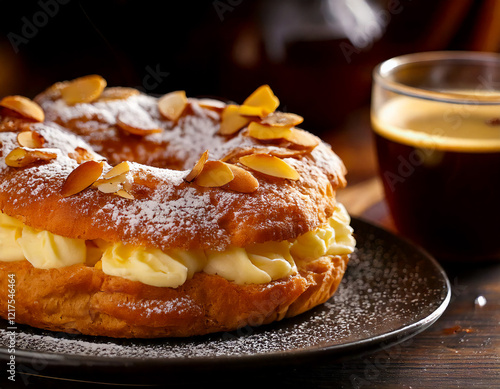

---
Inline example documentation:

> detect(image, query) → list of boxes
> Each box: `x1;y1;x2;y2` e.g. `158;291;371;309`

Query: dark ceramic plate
0;218;450;385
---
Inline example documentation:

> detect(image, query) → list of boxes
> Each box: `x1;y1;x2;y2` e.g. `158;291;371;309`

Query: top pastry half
0;75;348;253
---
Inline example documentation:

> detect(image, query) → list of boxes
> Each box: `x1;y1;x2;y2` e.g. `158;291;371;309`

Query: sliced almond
5;147;57;167
224;164;259;193
60;75;107;105
265;148;308;158
4;148;26;167
239;154;300;180
247;121;293;140
243;85;280;114
284;128;320;149
116;111;162;136
61;160;104;197
0;96;45;122
261;112;304;127
220;147;307;162
103;161;130;179
185;150;209;182
17;131;45;148
93;172;133;196
219;105;251;135
68;147;97;164
197;98;226;112
237;104;269;118
115;189;134;199
97;87;139;102
97;181;122;194
93;174;127;187
158;91;188;121
194;160;234;187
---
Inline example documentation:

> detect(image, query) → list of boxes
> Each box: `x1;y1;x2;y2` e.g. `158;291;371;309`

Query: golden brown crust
0;111;346;251
0;82;352;338
0;255;348;338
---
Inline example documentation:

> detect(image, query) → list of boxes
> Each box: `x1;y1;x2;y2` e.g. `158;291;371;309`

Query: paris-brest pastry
0;76;355;338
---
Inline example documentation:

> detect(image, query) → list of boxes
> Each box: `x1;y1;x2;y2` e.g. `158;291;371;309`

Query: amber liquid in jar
372;95;500;260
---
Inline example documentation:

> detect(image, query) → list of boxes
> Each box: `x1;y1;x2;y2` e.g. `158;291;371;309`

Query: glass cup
371;51;500;261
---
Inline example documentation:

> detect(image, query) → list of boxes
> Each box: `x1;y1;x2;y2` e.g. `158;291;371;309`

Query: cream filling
0;213;25;262
17;227;86;269
0;204;355;287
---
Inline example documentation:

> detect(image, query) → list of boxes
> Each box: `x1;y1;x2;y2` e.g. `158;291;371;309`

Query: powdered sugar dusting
0;132;18;170
96;186;227;248
116;296;196;317
40;94;228;170
1;91;346;250
43;95;161;126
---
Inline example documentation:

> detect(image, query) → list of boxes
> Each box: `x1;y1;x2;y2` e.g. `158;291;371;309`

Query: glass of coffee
371;51;500;261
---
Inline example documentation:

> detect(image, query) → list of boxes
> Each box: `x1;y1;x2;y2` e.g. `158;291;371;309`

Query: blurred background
1;0;499;186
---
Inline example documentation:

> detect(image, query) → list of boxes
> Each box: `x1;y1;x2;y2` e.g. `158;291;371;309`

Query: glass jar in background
371;51;500;261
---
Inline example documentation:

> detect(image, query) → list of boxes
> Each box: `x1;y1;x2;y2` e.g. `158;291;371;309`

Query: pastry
0;76;355;338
